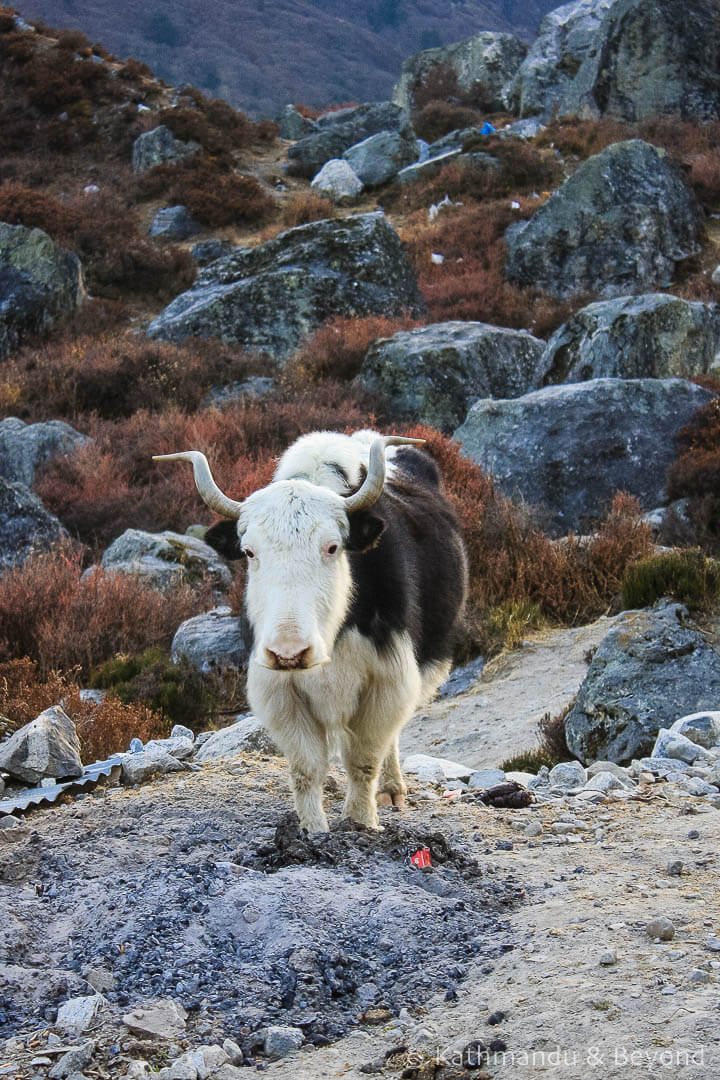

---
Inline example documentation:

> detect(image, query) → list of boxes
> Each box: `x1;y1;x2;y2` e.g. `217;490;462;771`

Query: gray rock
123;1000;188;1038
0;222;85;361
670;712;720;750
598;949;617;965
468;768;506;789
505;141;703;300
143;736;195;761
310;159;364;200
149;206;201;241
646;916;675;941
583;770;628;792
261;1025;304;1060
0;417;90;487
630;756;691;777
499;118;547;139
120;745;187;784
343;129;417;186
392;32;527;113
147;213;424;361
287;102;412;179
129;738;143;753
101;528;231;592
524;819;543;837
537;294;720;387
549;760;587;789
358;321;545;433
193;716;279;761
171;607;250;674
558;0;720;123
48;1041;95;1079
132;125;201;173
437;656;485;698
587;760;632;781
83;967;116;994
402;754;473;784
0;705;82;784
670;774;718;797
202;377;275;409
78;689;106;706
171;724;195;742
0;476;65;574
454;377;713;535
565;603;720;764
688;968;712;984
278;105;317;141
396;149;463;185
190;239;234;266
705;936;720;952
653;728;714;764
510;0;614;119
56;994;103;1034
425;126;488;157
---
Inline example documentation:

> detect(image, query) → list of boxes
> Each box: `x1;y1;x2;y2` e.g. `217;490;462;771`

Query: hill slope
16;0;558;116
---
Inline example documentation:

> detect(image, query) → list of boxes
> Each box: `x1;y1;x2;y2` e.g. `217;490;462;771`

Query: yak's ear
204;520;243;560
346;511;387;553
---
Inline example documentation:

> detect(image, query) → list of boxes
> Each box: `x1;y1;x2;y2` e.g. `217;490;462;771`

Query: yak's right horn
153;451;243;519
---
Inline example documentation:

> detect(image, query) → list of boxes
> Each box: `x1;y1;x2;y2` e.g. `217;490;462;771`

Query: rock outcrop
357;322;545;433
565;602;720;764
0;705;83;784
0;223;85;361
100;529;232;592
536;294;720;385
0;417;89;488
132;125;201;173
310;160;364;200
558;0;720;122
454;377;713;535
147;213;425;360
286;103;412;179
510;0;614;119
171;607;250;674
149;206;201;241
392;32;527;113
0;477;65;575
505;141;703;300
342;130;417;186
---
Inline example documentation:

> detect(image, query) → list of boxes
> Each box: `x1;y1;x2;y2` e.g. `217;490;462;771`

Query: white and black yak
154;430;467;831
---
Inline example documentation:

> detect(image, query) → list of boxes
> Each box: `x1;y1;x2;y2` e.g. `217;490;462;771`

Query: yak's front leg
376;735;407;809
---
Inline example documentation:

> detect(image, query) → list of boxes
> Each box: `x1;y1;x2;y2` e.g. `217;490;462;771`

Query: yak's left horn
343;435;425;513
153;451;243;519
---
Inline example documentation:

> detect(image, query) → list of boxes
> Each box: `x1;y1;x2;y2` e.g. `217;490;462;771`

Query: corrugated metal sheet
0;756;123;816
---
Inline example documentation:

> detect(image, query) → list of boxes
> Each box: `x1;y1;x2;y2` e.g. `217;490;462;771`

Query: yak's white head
154;434;422;671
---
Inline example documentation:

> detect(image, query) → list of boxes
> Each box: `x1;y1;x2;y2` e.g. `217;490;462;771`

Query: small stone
171;725;195;742
261;1025;304;1060
598;950;617;966
687;829;700;839
402;753;473;783
667;860;684;877
468;768;505;789
487;1010;506;1026
221;1041;243;1067
83;967;115;994
548;761;587;790
125;1063;150;1080
688;968;712;984
653;728;714;765
129;738;143;753
56;994;103;1033
123;1000;187;1039
48;1041;95;1079
524;820;542;837
705;936;720;952
646;917;675;941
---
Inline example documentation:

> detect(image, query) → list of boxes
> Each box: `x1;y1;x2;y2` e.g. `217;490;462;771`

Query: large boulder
171;606;250;674
558;0;720;123
0;477;65;575
147;213;425;361
342;130;418;186
193;716;279;761
536;294;720;385
149;206;201;241
392;32;527;114
132;125;201;173
505;141;703;300
310;160;364;201
0;417;89;488
454;377;714;535
286;103;412;179
0;705;83;784
0;223;85;361
565;602;720;764
510;0;615;119
356;321;545;433
100;529;232;592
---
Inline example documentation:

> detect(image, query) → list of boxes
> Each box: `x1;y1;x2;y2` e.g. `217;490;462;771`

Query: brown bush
0;658;75;729
72;694;170;763
6;335;263;420
136;157;276;228
413;102;484;142
667;394;720;553
0;541;213;677
0;183;82;235
285;314;422;385
280;192;336;228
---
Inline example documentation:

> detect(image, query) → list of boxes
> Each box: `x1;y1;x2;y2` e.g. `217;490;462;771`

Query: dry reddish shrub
71;694;170;764
667;394;720;553
688;153;720;209
537;117;632;159
285;314;423;384
0;184;82;235
0;658;74;729
280;192;336;228
413;102;484;142
0;542;213;677
136;157;276;228
36;387;377;551
400;201;579;335
6;335;263;420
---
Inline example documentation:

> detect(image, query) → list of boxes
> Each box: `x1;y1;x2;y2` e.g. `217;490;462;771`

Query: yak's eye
243;548;256;560
324;542;339;557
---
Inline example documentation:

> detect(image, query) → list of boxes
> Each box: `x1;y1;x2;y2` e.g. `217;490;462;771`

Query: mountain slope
16;0;559;116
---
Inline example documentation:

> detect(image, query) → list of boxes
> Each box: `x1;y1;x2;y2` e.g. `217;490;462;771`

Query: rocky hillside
15;0;559;117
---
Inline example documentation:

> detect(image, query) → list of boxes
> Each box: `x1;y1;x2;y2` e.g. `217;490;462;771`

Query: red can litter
410;846;432;868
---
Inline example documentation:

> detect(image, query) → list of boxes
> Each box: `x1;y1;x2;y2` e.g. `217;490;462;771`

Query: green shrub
621;549;720;611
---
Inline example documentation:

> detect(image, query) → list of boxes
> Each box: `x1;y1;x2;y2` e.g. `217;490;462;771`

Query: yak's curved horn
343;435;426;513
152;451;243;519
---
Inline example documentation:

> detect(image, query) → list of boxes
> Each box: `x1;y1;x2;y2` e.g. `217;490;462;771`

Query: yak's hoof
376;790;406;810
